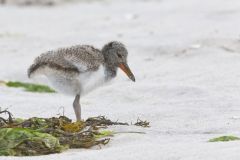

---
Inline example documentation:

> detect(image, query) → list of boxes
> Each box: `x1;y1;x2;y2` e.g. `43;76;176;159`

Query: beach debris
0;110;13;126
86;116;129;128
0;128;66;156
209;136;240;142
94;130;114;139
0;110;149;156
134;118;150;128
4;81;55;93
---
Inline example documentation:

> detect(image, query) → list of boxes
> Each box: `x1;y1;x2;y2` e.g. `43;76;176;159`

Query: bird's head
102;41;135;82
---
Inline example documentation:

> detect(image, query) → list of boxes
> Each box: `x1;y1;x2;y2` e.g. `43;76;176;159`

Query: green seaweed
209;136;240;142
0;128;66;156
6;81;55;93
0;110;148;156
0;114;110;155
94;130;114;139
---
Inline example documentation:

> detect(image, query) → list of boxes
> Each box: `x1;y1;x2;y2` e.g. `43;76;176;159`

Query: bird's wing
28;45;104;78
28;50;79;78
60;45;104;73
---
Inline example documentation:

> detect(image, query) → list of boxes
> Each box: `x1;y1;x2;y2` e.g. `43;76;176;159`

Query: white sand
1;0;240;159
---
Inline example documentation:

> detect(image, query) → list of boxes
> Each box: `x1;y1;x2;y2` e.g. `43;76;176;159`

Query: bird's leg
73;94;81;121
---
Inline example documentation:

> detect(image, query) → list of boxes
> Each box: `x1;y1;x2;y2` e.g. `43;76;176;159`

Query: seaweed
0;128;66;156
133;118;150;128
0;110;13;125
209;136;240;142
94;130;114;139
0;110;149;156
6;81;55;93
85;116;129;128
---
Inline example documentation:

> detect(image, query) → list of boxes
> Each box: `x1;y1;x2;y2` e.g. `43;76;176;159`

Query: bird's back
28;45;104;78
28;45;105;95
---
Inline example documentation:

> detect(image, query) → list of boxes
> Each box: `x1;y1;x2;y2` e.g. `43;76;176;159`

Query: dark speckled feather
27;41;135;121
28;45;104;78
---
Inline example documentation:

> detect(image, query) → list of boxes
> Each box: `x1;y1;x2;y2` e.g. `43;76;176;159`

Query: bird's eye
117;53;122;58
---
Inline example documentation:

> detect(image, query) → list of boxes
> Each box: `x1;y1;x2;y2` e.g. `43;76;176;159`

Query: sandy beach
1;0;240;159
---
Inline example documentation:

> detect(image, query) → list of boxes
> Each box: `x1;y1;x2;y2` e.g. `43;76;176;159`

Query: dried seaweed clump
134;118;150;128
0;110;119;156
86;116;129;128
0;110;145;156
0;109;150;156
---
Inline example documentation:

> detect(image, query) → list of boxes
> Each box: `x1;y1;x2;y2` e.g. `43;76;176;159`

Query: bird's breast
79;65;106;95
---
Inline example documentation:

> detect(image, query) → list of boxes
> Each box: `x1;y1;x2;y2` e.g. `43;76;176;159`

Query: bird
28;41;135;121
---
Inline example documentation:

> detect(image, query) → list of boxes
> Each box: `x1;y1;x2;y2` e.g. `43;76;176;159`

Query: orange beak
118;63;135;82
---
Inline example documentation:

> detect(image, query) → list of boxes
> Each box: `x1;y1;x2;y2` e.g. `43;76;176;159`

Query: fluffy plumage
28;45;104;78
28;41;135;121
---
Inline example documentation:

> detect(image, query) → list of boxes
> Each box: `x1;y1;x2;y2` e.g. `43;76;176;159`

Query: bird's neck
101;49;118;81
103;64;117;81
